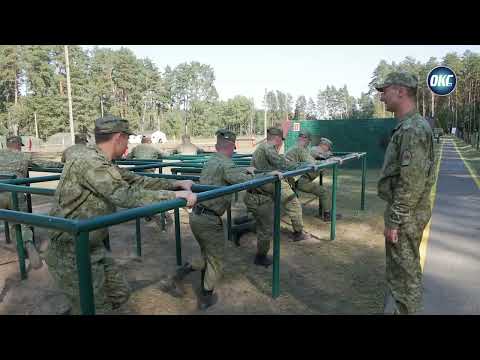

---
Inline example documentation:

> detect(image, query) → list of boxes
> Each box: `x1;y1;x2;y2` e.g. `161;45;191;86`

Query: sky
82;45;480;108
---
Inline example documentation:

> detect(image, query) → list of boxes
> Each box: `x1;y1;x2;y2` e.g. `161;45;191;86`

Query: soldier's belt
193;205;220;217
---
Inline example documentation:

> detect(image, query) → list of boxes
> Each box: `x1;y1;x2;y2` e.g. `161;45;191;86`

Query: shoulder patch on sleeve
401;150;412;166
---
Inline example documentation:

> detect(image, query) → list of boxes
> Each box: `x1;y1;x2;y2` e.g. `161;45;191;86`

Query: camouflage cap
375;71;418;91
94;115;135;135
216;128;237;144
267;127;285;140
6;135;25;146
319;137;333;149
298;130;311;140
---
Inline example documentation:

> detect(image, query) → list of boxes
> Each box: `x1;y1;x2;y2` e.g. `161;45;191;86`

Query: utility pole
64;45;75;146
34;112;39;139
264;88;267;137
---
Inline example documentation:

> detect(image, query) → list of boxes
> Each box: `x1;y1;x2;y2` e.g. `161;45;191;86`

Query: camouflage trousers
189;212;224;291
296;176;331;212
244;192;273;256
384;204;431;314
281;180;303;232
0;192;33;244
45;236;130;315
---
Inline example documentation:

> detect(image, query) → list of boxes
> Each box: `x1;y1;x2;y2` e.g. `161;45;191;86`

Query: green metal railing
1;151;367;314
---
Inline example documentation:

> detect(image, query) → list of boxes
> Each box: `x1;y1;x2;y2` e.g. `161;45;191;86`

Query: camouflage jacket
378;110;435;228
310;147;332;160
49;145;177;246
285;145;318;181
126;144;164;160
199;152;254;216
61;144;90;163
0;149;63;179
251;142;289;171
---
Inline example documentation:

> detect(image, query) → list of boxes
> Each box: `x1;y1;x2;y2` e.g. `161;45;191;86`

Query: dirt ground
0;144;388;315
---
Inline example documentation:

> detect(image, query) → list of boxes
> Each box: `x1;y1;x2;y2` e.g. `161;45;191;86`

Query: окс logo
427;66;457;96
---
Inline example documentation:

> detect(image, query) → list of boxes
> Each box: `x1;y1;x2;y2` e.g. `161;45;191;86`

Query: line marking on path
420;139;444;272
453;139;480;189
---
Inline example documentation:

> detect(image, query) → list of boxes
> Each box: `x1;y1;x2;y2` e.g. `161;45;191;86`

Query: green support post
75;231;95;315
330;163;338;241
11;192;26;279
174;208;182;266
136;218;142;257
103;234;111;251
227;205;232;242
160;212;166;232
361;154;367;211
4;221;11;244
234;192;239;202
318;173;323;217
272;179;281;298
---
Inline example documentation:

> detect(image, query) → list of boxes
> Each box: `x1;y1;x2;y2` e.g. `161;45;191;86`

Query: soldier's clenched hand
269;170;283;180
175;191;197;208
384;227;399;244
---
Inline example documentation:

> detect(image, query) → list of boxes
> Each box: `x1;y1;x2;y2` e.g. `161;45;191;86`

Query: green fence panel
286;118;397;168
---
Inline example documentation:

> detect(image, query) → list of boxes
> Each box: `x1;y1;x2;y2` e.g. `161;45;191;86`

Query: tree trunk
141;100;147;132
34;112;39;139
422;89;425;117
100;96;104;117
14;69;18;105
64;45;75;146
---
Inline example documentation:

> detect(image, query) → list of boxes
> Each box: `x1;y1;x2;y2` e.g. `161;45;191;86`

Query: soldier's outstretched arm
117;166;178;191
80;160;177;208
223;163;255;185
29;153;64;169
388;129;430;228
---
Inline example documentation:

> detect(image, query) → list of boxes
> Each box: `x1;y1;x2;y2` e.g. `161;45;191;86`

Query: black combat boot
291;231;312;242
254;254;273;267
197;269;218;310
174;262;194;281
323;211;342;222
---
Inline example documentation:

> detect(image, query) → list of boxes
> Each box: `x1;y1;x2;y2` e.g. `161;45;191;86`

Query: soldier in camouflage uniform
286;131;339;222
61;133;88;163
44;115;197;314
376;71;435;315
173;134;203;155
310;137;333;160
0;135;64;270
126;135;170;226
246;127;311;242
126;135;164;172
183;129;281;310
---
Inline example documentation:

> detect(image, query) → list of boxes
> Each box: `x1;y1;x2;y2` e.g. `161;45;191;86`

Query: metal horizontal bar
171;168;202;173
0;175;61;185
0;209;78;232
135;173;200;181
0;183;55;196
29;167;63;173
